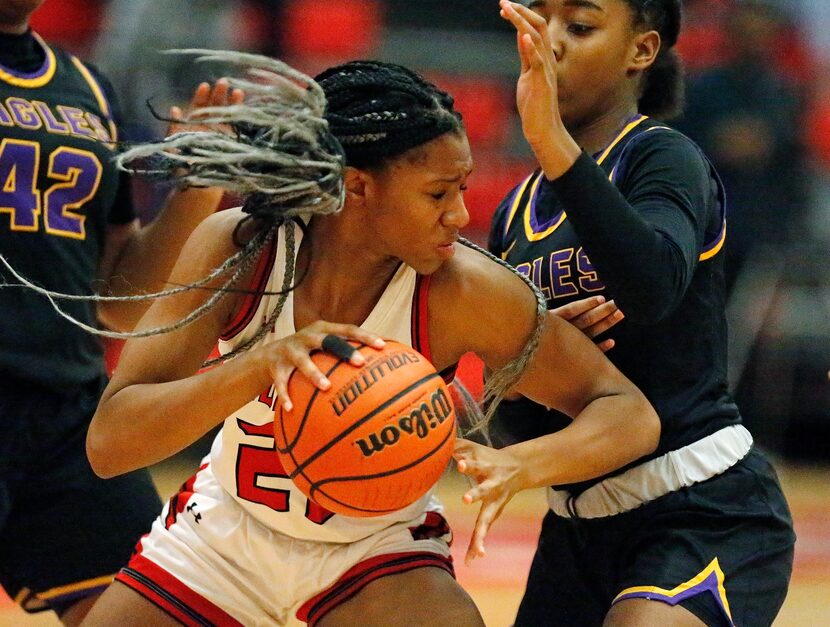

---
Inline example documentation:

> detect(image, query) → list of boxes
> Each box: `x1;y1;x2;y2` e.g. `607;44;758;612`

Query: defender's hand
552;295;624;352
167;78;245;137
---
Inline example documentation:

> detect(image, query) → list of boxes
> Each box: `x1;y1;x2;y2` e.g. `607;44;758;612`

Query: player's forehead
390;132;473;180
527;0;612;13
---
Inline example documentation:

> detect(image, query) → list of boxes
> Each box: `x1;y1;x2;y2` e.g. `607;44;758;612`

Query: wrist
532;135;582;181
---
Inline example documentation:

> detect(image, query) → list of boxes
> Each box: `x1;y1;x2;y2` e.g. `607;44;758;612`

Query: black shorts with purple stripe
513;449;795;627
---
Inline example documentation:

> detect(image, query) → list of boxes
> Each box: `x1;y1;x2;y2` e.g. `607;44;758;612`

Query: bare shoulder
432;243;534;310
428;242;538;369
182;207;248;269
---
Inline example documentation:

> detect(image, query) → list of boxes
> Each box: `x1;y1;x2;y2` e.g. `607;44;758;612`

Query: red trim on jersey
116;554;244;627
411;274;431;361
411;273;458;384
296;551;455;626
219;235;279;341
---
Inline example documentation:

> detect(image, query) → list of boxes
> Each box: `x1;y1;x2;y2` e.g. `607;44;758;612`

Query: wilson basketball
274;340;456;517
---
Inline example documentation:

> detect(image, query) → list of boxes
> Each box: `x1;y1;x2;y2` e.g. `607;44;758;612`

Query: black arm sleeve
545;133;716;323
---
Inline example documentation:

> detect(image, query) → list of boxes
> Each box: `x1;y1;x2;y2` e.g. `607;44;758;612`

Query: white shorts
116;462;454;626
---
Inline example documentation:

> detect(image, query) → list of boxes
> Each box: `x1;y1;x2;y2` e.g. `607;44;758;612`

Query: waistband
547;424;753;519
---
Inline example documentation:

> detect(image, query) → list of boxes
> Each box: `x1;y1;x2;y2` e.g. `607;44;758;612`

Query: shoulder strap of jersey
219;231;280;341
411;273;457;383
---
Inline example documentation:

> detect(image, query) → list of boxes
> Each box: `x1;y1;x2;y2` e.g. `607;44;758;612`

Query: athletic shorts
0;376;161;614
514;449;795;627
117;461;455;626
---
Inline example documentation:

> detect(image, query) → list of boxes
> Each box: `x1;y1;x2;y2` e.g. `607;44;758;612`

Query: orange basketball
274;340;456;517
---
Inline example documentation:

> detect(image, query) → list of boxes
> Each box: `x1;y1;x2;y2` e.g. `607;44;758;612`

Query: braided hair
314;60;463;168
0;53;546;434
624;0;684;120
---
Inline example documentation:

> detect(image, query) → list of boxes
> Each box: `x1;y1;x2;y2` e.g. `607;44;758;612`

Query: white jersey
211;220;444;542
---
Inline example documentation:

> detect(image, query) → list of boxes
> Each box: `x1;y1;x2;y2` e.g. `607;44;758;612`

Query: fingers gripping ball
274;340;456;517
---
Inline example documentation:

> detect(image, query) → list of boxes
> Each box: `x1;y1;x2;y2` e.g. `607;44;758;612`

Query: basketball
274;339;456;517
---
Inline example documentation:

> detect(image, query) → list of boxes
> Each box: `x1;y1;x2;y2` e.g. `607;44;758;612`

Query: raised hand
498;0;580;178
167;78;245;137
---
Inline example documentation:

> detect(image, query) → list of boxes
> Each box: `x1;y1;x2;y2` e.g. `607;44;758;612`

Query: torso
0;31;126;391
212;220;443;542
491;115;742;487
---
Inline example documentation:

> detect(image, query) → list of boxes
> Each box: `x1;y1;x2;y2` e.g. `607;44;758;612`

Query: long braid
1;53;549;417
0;51;344;345
203;220;297;366
459;238;548;434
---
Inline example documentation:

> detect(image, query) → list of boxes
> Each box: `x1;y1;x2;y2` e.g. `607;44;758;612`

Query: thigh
317;566;483;627
604;598;705;627
613;451;795;627
80;581;184;627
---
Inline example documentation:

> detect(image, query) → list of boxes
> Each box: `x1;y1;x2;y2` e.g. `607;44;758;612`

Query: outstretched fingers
500;1;554;72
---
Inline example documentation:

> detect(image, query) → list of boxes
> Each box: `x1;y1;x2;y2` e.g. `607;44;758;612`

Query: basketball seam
289;371;443;480
309;423;455;515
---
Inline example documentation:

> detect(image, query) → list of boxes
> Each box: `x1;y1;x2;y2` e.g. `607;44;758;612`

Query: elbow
616;291;680;325
96;301;136;334
635;397;661;457
86;417;122;479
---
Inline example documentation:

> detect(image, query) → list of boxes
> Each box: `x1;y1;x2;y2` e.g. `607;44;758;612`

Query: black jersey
490;115;741;490
0;31;134;392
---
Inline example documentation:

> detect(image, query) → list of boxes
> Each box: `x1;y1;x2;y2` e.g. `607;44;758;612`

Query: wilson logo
354;388;453;457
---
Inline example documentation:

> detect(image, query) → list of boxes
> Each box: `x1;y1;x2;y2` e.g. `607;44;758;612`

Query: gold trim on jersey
0;33;57;88
70;56;118;146
36;574;117;601
699;220;726;261
503;172;535;237
520;116;650;242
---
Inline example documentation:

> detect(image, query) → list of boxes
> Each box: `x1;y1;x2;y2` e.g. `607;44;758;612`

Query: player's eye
430;191;447;200
568;23;595;35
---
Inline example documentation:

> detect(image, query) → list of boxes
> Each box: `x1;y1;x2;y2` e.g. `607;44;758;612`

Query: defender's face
363;132;473;275
528;0;642;130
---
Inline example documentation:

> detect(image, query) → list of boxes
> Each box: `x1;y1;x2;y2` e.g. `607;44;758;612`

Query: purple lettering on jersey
530;256;552;300
6;97;42;130
0;102;13;127
56;105;97;139
0;139;40;231
43;148;102;239
550;248;579;298
33;100;70;134
85;113;113;144
577;247;605;292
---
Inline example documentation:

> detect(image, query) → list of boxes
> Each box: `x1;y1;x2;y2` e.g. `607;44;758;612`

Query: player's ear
344;167;370;207
630;29;660;73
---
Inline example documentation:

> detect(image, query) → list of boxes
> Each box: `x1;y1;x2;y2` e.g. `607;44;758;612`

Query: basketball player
453;2;796;626
68;55;662;626
0;2;241;624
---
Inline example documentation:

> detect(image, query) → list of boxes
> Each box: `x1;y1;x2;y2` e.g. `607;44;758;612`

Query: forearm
102;186;224;329
87;351;271;478
544;153;689;323
507;393;660;488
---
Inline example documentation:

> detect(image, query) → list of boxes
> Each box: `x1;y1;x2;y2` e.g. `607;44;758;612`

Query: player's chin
412;259;445;275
